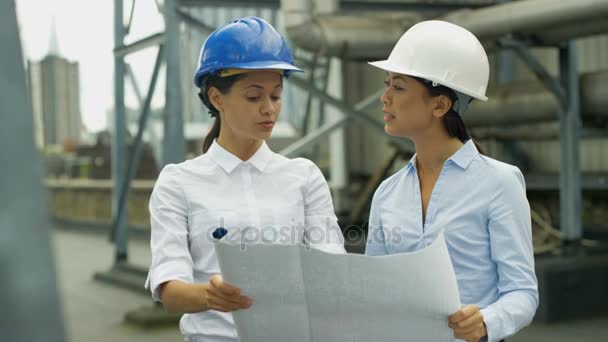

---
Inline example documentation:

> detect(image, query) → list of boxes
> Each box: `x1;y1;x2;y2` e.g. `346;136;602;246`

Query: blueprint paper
214;232;460;342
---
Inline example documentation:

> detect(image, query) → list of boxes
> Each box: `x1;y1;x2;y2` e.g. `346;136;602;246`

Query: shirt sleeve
481;166;539;342
145;164;194;302
365;185;388;256
302;162;346;254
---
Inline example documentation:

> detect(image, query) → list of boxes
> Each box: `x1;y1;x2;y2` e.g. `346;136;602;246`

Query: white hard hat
369;20;490;101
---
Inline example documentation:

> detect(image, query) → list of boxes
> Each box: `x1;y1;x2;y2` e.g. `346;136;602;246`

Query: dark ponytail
199;73;245;153
202;116;221;153
413;77;484;154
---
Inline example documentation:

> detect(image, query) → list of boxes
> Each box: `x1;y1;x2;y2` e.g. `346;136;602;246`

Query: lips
259;121;275;129
383;112;395;122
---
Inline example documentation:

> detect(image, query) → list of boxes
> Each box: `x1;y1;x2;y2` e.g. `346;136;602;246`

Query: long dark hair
413;77;484;154
199;73;246;153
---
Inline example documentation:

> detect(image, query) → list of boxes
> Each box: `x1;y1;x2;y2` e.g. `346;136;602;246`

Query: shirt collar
448;139;478;169
207;139;273;173
404;139;478;173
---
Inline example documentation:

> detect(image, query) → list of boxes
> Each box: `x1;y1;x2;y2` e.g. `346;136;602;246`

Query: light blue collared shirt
365;140;538;342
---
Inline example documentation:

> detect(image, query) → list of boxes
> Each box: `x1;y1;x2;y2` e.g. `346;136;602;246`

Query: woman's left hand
448;305;487;342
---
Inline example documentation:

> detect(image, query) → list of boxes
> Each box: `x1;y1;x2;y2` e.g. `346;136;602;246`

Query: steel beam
110;45;165;249
558;41;582;242
114;32;164;57
162;0;186;166
112;0;129;261
288;75;414;153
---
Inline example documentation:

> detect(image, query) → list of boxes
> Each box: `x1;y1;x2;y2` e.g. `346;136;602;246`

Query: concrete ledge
535;251;608;322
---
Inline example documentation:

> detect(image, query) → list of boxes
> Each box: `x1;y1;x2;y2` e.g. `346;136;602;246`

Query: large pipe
464;70;608;127
442;0;608;45
282;0;608;59
282;0;423;59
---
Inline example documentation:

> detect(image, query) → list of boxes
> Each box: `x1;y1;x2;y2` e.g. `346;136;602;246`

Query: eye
384;80;403;90
271;96;281;101
246;96;261;102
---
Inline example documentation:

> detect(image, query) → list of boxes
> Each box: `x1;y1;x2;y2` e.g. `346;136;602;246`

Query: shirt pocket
187;209;238;274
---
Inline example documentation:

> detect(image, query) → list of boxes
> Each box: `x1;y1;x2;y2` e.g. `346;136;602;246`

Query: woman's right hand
205;275;252;312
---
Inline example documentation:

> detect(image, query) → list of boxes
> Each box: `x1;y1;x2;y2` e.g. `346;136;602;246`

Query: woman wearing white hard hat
365;20;538;342
146;17;345;342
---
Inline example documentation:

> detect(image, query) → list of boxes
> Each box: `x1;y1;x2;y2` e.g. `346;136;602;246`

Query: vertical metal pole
163;0;186;166
113;0;128;262
110;46;164;246
316;0;349;213
558;41;582;243
497;50;516;84
327;58;349;212
0;1;66;340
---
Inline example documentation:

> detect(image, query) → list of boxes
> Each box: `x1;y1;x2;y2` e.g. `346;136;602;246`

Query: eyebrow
245;83;283;90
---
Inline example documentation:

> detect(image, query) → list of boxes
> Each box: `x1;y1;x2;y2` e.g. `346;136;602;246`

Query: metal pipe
442;0;608;45
281;0;608;59
471;121;561;140
464;70;608;127
285;13;424;60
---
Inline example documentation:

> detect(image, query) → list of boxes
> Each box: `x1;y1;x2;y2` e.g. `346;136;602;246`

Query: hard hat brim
368;60;488;101
194;61;303;87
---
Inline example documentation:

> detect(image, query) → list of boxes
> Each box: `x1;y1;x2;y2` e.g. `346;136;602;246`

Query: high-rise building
28;20;82;148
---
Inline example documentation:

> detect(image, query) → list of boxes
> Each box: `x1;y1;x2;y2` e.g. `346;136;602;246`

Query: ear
207;87;223;112
431;94;453;118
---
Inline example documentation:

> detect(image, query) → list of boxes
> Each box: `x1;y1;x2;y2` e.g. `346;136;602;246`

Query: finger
455;311;483;330
210;275;240;295
453;323;480;337
449;305;479;324
454;324;484;341
209;290;251;308
208;296;249;312
461;331;483;342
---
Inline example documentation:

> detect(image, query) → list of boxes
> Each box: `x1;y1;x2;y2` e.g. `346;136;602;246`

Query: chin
384;125;406;138
257;132;272;140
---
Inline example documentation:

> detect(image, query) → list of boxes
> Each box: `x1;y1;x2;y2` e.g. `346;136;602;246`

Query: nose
380;87;391;106
260;96;277;116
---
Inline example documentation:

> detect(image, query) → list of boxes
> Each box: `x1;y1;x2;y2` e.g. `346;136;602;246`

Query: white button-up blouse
146;140;346;341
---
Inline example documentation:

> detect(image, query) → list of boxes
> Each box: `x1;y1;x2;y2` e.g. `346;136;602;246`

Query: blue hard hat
193;17;302;87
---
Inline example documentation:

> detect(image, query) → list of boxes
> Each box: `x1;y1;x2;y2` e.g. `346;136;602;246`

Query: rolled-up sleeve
481;166;539;342
302;162;346;254
145;164;193;302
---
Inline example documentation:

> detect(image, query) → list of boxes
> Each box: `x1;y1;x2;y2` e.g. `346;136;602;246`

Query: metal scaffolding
102;0;604;297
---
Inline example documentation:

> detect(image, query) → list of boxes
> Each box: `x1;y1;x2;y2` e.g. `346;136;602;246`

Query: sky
16;0;166;133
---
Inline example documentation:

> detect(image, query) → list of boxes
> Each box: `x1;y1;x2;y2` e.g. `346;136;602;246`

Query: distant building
28;19;82;148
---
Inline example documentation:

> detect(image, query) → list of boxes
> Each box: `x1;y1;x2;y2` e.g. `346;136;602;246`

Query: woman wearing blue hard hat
365;21;538;342
146;17;346;341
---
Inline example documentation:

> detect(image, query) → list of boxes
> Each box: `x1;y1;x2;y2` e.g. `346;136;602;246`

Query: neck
413;132;464;174
216;127;263;161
